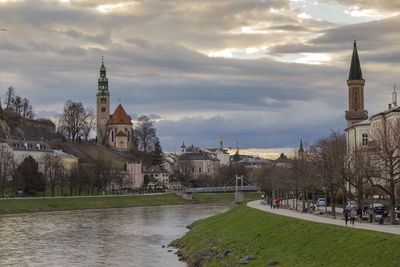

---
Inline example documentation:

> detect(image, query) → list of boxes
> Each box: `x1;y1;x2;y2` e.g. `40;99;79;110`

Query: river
0;204;231;266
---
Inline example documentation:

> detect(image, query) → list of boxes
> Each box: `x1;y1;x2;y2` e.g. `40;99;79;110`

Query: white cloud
344;6;399;19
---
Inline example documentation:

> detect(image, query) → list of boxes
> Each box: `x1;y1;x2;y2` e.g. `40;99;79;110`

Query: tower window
362;134;368;146
100;98;106;103
354;91;358;104
101;107;106;112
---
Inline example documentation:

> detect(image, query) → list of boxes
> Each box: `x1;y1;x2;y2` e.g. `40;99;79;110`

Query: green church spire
97;56;109;96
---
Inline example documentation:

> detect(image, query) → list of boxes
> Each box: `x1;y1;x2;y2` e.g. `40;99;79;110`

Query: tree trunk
330;185;336;219
390;178;396;224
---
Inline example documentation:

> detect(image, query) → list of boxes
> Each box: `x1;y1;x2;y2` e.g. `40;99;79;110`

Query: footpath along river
0;204;231;266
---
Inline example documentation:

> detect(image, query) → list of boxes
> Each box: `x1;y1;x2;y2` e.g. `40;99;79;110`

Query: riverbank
0;193;260;215
172;204;400;266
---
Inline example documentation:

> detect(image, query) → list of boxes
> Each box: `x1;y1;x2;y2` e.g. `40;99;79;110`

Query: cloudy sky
0;0;399;157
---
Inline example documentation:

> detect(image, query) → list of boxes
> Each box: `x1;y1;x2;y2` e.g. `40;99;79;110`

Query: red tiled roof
109;104;132;125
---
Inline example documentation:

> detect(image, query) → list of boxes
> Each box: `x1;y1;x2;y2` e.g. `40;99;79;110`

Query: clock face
101;119;107;125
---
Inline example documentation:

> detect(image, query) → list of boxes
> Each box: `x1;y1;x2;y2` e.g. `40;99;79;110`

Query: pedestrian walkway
247;200;400;235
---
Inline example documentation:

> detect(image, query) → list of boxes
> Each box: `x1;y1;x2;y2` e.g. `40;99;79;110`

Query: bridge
182;185;258;193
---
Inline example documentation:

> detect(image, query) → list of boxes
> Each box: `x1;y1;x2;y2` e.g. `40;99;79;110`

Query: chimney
389;103;392;109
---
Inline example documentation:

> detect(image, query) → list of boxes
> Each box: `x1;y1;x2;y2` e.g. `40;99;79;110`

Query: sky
0;0;399;158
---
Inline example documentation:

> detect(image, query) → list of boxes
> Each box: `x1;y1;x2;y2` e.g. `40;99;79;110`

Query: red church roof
109;104;133;125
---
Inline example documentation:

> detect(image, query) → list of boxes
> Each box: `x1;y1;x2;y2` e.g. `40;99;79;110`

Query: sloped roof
179;153;219;161
144;165;169;173
2;139;52;152
52;149;79;159
109;104;132;125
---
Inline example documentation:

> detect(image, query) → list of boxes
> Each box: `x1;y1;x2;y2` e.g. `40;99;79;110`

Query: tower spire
349;35;363;80
345;36;368;127
298;138;304;153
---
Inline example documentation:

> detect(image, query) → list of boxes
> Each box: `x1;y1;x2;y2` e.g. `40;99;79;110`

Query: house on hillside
177;146;220;179
202;148;230;166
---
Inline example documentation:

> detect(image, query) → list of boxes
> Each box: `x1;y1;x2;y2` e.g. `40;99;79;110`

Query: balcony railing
345;110;368;120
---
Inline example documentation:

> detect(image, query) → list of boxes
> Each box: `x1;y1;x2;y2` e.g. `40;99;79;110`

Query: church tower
345;36;368;127
96;57;110;143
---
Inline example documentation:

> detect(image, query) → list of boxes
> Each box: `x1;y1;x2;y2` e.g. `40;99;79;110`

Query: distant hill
0;110;55;141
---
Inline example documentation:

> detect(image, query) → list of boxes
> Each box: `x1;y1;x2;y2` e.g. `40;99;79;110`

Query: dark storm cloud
0;0;397;151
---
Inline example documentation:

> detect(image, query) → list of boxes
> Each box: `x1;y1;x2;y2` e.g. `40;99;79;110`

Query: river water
0;204;231;267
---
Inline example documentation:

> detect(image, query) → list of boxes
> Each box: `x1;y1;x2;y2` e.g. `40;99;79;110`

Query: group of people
269;198;280;209
342;207;361;226
343;206;389;226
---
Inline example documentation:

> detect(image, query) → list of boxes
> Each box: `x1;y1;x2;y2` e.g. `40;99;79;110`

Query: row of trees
251;126;400;224
0;150;130;197
1;86;34;118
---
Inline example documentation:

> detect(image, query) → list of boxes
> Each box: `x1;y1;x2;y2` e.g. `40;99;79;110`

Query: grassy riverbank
0;193;260;215
172;204;400;266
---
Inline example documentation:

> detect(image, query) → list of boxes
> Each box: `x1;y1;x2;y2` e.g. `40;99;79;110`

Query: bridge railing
182;185;258;193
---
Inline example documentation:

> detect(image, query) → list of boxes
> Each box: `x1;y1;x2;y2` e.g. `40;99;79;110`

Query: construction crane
218;136;229;150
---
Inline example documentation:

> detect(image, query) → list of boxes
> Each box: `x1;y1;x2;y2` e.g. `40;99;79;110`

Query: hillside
53;143;134;168
0;110;55;141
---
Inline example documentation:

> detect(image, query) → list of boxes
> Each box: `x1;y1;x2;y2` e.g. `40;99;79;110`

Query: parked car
317;198;327;207
347;201;357;209
368;203;388;215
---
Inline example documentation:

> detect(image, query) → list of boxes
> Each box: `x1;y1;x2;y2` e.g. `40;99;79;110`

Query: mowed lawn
0;192;260;214
172;204;400;266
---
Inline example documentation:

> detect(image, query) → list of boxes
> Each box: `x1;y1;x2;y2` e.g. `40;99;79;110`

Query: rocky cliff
0;110;55;141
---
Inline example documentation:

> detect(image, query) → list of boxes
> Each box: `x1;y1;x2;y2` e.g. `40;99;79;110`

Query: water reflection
0;204;230;266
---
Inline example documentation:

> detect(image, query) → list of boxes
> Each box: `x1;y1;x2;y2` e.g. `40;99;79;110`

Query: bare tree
81;107;95;141
22;98;34;119
59;100;93;142
92;154;114;194
0;146;15;197
134;115;158;152
345;145;373;209
4;86;14;110
368;120;400;224
42;154;64;197
313;131;346;218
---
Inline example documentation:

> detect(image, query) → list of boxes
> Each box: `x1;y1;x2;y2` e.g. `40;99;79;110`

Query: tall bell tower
96;56;110;143
345;35;368;127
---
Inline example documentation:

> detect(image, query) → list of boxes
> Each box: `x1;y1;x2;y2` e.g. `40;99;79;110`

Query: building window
354;91;358;104
127;131;130;142
362;133;368;146
199;167;202;173
191;167;194;173
111;130;114;143
100;98;106;103
101;107;106;112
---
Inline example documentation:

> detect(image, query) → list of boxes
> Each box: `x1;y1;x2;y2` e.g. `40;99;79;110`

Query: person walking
368;207;373;223
269;199;273;209
350;208;357;226
276;198;280;209
273;200;276;209
357;206;362;223
343;207;350;226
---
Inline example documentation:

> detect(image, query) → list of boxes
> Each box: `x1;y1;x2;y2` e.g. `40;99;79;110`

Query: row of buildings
0;139;78;178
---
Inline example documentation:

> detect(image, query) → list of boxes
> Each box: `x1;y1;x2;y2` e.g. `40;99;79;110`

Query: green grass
172;204;400;266
0;192;260;215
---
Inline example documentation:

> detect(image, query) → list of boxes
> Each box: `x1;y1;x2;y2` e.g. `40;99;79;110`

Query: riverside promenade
247;200;400;235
